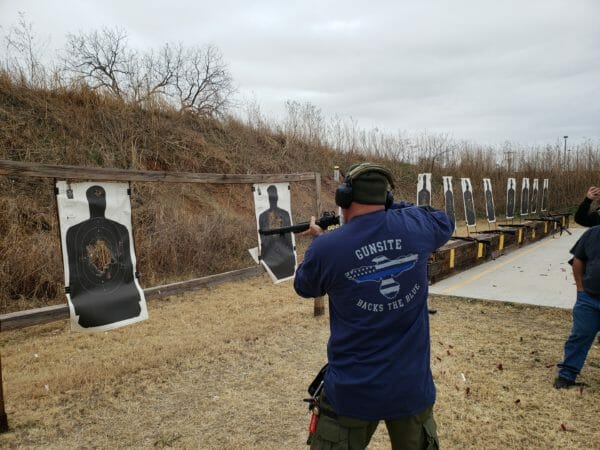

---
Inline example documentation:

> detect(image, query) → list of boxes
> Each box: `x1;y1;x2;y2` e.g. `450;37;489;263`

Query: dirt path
0;275;599;449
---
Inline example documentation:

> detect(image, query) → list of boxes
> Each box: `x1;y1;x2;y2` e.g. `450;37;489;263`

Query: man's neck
344;203;385;223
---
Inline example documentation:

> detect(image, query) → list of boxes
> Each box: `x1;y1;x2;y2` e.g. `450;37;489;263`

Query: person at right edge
553;185;600;388
294;163;454;449
554;221;600;388
574;186;600;227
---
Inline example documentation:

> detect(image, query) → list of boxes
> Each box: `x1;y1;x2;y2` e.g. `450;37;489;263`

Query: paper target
506;178;516;219
253;183;297;283
541;179;549;212
530;179;539;214
56;181;148;332
520;178;530;217
442;176;456;229
417;173;432;206
483;178;496;223
461;178;476;227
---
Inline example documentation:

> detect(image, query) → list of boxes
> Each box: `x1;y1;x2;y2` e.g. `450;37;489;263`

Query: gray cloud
1;0;598;144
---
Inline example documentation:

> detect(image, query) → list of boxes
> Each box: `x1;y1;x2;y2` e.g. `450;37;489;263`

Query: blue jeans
558;291;600;381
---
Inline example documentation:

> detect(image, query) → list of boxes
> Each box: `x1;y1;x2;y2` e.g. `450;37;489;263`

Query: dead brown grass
0;74;395;311
0;276;598;449
0;72;596;315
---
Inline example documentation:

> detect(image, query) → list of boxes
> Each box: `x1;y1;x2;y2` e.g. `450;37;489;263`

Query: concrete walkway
430;227;586;309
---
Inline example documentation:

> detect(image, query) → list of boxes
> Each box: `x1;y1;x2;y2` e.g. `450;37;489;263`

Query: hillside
0;75;420;313
0;74;594;313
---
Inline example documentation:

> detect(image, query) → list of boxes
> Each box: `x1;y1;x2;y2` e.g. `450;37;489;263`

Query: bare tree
2;12;48;86
283;100;325;145
242;96;270;131
170;44;235;115
62;29;234;115
62;27;135;99
138;43;181;102
414;132;452;172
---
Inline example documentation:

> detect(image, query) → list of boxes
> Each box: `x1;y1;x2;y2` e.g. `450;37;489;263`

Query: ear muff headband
346;163;395;190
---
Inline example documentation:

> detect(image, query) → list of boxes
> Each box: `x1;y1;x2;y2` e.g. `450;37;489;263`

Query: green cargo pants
309;392;439;450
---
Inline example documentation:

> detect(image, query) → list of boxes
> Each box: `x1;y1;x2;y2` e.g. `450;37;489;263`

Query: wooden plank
0;160;316;184
0;304;69;331
144;266;264;299
0;266;264;332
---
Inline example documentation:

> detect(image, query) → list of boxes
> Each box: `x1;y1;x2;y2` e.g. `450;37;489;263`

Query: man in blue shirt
554;223;600;388
295;163;453;449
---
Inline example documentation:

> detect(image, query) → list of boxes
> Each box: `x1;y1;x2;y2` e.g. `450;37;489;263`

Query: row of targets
416;174;549;227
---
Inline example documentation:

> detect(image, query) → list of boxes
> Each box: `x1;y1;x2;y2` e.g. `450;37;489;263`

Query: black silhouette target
520;178;530;217
530;179;539;214
461;178;476;227
417;173;432;207
541;179;549;212
442;176;456;228
57;182;147;331
67;215;133;295
253;183;297;283
506;178;516;219
483;178;496;223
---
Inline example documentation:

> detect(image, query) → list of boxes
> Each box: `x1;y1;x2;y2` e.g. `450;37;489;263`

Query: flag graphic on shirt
345;254;418;299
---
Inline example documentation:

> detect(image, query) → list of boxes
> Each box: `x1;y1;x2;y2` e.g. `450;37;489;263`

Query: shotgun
259;211;340;235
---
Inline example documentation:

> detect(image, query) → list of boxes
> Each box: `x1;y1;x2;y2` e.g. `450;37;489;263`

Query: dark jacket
574;197;600;227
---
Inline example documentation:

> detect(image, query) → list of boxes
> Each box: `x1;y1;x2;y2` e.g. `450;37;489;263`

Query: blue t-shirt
294;202;453;420
570;225;600;297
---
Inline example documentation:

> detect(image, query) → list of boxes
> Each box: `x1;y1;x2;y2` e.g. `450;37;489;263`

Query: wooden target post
313;171;325;316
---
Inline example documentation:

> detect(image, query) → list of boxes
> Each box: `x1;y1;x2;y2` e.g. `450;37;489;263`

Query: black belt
319;393;339;419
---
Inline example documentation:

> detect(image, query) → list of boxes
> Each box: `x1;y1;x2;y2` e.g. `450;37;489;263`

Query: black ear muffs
385;191;394;209
335;177;354;209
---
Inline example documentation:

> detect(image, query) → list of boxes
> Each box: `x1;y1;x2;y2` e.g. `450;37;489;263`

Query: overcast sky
1;0;599;145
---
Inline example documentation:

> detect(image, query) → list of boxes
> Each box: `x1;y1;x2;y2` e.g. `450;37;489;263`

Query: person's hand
299;216;324;237
586;186;600;200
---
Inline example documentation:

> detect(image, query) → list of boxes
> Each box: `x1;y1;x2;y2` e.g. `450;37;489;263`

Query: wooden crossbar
0;160;316;184
0;266;265;332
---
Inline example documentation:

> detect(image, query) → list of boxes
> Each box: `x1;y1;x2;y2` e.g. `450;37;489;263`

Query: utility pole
563;136;568;169
504;151;515;173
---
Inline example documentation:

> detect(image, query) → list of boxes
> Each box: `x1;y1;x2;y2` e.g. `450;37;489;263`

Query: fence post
0;353;8;432
333;165;344;225
313;172;325;317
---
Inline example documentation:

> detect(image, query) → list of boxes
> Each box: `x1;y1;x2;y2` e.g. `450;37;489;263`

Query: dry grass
0;74;350;310
2;74;596;311
0;275;598;449
1;56;598;449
